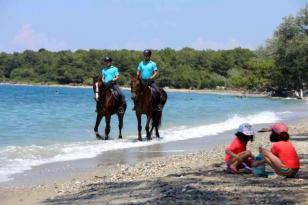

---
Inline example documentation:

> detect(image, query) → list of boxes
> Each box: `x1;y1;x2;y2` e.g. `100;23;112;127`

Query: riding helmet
143;49;152;56
103;57;112;62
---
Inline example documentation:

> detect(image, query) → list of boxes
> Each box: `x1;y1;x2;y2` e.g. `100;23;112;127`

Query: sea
0;84;308;183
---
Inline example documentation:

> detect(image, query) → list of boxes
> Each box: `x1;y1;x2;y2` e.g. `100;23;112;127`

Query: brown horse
93;76;126;140
130;77;167;141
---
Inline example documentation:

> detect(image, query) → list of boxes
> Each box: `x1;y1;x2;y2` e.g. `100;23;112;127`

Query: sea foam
0;111;281;182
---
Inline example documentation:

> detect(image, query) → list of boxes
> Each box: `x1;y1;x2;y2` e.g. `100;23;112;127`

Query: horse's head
130;75;141;98
93;76;104;101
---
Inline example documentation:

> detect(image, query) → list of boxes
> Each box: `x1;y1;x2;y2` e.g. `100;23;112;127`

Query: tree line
0;6;307;91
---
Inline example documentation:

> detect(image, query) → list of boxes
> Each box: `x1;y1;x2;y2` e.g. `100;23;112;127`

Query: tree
265;5;308;90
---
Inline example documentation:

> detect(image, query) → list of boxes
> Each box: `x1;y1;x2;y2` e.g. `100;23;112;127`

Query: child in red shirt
259;122;300;178
225;123;255;173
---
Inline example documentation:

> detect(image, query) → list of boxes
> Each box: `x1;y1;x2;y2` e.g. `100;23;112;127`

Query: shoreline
1;119;308;204
0;81;273;98
2;81;307;100
0;126;251;187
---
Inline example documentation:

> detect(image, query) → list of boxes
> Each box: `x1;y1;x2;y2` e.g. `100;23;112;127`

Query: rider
132;49;161;111
101;57;126;110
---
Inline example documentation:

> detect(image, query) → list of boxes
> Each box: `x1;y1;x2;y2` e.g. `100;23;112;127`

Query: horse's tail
152;110;162;128
161;89;168;107
153;89;167;128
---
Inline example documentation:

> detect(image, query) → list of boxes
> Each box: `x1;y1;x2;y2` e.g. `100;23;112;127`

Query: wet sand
1;127;241;187
1;119;308;205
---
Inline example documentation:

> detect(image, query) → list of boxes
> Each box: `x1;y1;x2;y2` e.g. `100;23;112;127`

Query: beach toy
242;162;252;171
253;153;267;177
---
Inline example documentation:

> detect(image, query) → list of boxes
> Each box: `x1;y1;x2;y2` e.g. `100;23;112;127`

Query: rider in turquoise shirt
133;49;161;110
102;65;119;84
137;60;157;80
101;57;126;106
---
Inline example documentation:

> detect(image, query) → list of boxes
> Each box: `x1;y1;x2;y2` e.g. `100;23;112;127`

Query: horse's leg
117;113;123;139
145;116;152;140
155;125;160;138
94;111;104;140
136;113;142;141
150;125;154;137
154;111;160;138
104;114;111;140
148;103;155;138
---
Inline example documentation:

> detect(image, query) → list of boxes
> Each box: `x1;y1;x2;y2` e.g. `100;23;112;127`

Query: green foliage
10;66;39;82
0;47;261;89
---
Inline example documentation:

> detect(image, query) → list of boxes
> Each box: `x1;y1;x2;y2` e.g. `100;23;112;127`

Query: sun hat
271;122;288;135
238;123;255;136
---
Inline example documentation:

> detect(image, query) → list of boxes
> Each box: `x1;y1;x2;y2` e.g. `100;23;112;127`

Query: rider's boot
117;95;126;114
118;106;124;114
156;95;162;111
157;103;162;112
118;103;126;114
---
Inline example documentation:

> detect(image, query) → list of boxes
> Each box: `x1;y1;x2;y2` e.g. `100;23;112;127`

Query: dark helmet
103;57;112;62
143;49;152;56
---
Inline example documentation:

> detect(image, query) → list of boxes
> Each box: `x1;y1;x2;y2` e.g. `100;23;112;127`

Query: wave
0;111;281;182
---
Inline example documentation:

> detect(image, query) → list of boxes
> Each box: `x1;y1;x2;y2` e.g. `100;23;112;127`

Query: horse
93;76;126;140
130;77;167;141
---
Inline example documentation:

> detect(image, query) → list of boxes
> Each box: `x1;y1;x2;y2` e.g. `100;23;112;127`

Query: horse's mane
130;74;138;82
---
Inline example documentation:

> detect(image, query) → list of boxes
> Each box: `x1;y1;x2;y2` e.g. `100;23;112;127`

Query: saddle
104;87;125;114
104;82;120;102
141;80;163;111
141;80;159;99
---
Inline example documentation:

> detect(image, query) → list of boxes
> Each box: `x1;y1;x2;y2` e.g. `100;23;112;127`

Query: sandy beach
0;119;307;205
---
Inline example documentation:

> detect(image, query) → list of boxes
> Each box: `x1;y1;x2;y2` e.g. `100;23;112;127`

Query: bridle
94;82;100;101
131;78;144;97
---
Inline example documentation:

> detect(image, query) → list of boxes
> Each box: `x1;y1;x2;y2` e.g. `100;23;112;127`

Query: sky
0;0;307;52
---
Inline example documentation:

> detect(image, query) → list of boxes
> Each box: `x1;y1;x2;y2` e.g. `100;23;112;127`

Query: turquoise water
0;84;307;182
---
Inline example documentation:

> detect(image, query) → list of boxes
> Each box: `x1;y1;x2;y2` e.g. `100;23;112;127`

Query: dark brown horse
130;77;167;141
93;76;126;140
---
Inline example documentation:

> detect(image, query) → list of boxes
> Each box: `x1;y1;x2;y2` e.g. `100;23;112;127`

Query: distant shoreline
0;82;270;98
2;81;307;100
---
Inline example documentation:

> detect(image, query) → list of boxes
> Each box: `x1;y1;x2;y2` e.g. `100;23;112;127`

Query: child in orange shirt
225;123;255;174
259;122;300;178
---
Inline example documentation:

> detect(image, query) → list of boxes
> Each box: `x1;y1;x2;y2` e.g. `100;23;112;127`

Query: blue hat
238;123;255;136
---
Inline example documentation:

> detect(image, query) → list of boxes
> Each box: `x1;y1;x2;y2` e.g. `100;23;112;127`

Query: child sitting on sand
259;122;300;178
225;123;255;174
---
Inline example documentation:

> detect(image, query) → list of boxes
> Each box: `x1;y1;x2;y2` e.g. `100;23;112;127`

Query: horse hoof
104;136;109;140
118;136;122;139
138;137;142;141
95;131;103;140
156;135;160;138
